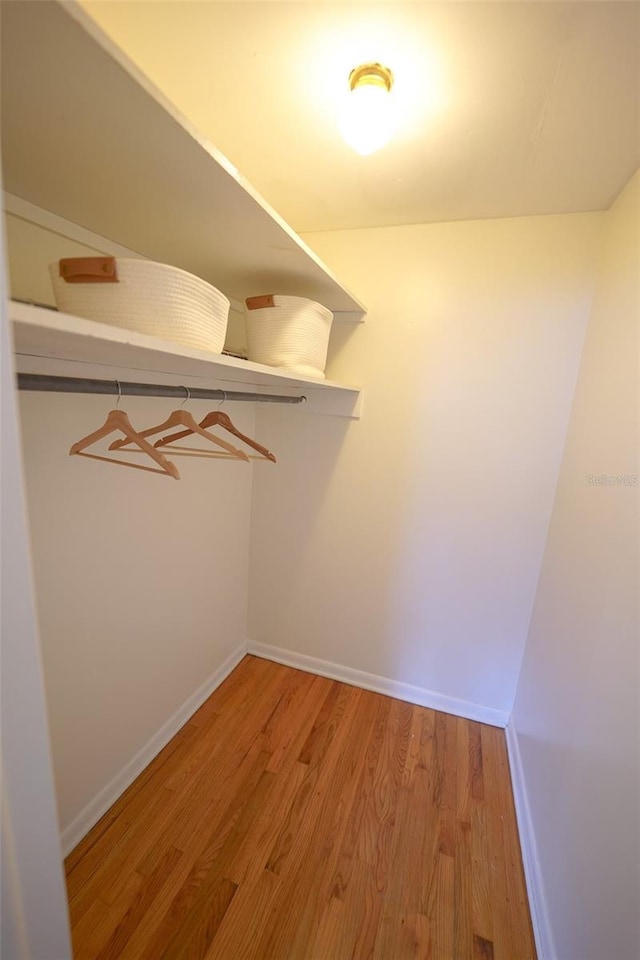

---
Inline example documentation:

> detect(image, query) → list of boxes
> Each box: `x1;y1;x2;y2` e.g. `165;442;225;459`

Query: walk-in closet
2;3;638;959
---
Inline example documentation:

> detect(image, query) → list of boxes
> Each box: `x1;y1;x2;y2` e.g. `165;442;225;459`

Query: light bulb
339;63;394;156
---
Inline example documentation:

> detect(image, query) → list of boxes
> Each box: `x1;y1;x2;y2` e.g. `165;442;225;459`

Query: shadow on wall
248;298;434;675
249;403;355;639
326;320;362;368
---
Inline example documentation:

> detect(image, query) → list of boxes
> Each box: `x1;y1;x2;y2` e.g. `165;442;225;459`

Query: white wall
16;391;253;837
510;172;639;960
249;212;603;718
1;202;72;959
7;214;255;838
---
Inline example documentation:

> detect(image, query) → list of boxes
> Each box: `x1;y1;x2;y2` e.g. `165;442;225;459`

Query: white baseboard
505;721;555;960
247;641;508;728
61;641;247;856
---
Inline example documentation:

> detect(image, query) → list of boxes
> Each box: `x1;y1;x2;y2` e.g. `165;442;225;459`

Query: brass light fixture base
348;63;394;93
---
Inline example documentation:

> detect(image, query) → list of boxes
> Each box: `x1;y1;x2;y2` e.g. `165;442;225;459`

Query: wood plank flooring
65;655;536;959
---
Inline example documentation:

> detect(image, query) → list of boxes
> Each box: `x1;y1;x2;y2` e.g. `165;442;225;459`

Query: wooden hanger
70;408;180;479
153;409;277;462
109;408;250;461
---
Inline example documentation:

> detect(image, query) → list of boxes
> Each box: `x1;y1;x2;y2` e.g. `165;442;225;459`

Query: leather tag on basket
59;257;119;283
245;294;275;310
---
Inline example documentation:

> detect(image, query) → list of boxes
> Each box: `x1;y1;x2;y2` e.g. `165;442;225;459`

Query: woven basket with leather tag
50;257;230;354
244;294;333;379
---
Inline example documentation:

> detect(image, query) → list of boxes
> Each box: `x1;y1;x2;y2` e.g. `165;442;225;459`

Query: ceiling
83;0;640;233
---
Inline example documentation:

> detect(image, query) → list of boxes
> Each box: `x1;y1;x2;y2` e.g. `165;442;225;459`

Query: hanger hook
115;379;122;409
180;386;191;409
217;389;226;411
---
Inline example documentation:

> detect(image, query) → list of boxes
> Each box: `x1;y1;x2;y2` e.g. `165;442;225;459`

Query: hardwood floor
65;656;536;959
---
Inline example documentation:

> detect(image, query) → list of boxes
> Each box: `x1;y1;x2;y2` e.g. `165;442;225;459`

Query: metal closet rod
16;374;307;405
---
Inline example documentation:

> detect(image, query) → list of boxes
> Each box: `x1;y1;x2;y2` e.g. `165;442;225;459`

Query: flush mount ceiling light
339;62;395;156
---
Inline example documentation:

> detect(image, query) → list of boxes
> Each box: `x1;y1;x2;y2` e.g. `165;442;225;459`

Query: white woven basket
49;257;230;353
244;294;333;379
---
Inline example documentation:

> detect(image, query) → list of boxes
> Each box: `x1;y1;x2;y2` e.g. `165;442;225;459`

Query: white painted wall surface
1;224;71;954
17;390;254;836
510;171;640;960
249;213;602;715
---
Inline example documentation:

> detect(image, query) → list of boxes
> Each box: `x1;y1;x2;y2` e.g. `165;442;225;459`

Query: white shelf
11;302;363;419
0;0;365;320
